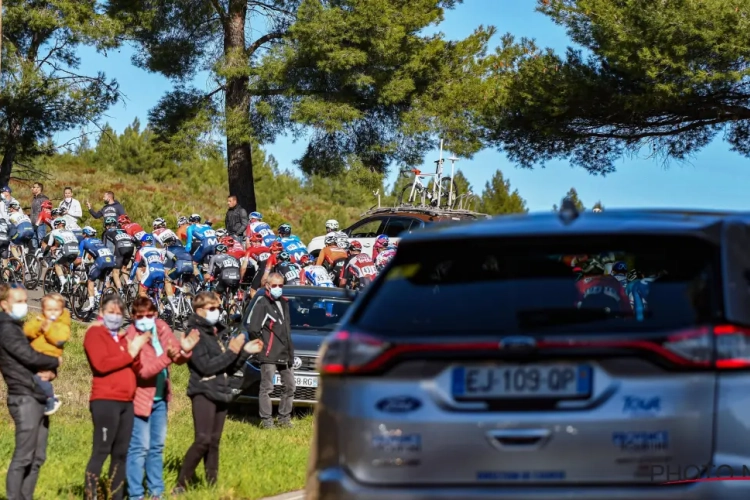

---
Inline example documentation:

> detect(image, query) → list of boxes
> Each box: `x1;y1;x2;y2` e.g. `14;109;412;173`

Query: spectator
173;292;263;494
224;195;248;240
58;187;83;223
125;297;199;500
0;186;18;220
83;295;150;500
30;182;50;249
86;191;125;220
248;272;295;429
0;284;61;500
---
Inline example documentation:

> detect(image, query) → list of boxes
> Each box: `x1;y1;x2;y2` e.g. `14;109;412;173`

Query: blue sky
58;1;748;212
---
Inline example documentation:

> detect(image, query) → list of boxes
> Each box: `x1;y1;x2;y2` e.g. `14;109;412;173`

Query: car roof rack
360;206;489;219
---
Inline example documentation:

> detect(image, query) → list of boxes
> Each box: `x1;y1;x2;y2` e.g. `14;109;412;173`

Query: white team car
307;207;488;259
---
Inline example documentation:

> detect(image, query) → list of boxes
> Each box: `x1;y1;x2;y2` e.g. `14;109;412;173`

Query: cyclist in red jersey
243;233;272;297
118;214;146;241
339;240;378;290
219;235;245;260
372;234;389;260
36;200;54;229
574;262;631;315
259;241;284;288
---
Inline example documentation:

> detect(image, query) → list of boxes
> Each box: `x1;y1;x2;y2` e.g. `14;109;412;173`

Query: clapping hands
180;329;200;352
243;338;264;354
128;331;151;358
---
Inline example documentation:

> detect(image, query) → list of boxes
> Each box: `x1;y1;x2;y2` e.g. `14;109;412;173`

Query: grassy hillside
0;319;313;500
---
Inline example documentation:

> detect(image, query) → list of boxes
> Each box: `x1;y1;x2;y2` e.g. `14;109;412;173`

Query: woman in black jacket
173;292;263;494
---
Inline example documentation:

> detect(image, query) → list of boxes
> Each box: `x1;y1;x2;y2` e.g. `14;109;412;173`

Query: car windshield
246;295;352;331
353;235;718;336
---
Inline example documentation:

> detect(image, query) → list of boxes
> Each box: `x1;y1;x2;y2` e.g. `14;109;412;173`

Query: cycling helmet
152;217;166;228
324;234;337;246
41;200;53;209
104;217;117;227
219;235;234;246
249;232;263;243
325;219;339;232
278;223;292;236
177;216;188;225
349;240;362;251
278;251;291;262
82;226;96;236
140;233;154;245
51;208;61;216
189;214;201;223
375;235;389;247
612;261;628;274
117;214;130;224
216;228;228;238
250;211;262;220
8;201;20;210
52;218;66;227
336;238;350;250
270;241;283;252
216;244;228;253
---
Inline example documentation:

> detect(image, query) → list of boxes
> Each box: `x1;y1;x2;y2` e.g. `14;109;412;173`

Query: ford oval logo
376;396;422;413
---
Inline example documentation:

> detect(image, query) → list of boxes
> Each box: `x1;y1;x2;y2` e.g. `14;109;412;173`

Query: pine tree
479;170;528;215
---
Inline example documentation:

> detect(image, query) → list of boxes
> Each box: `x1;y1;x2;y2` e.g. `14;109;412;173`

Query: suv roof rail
361;205;489;219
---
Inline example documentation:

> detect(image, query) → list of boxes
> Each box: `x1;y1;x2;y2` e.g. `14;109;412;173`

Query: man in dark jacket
0;284;61;500
86;190;126;219
30;182;49;249
224;196;248;240
247;272;295;428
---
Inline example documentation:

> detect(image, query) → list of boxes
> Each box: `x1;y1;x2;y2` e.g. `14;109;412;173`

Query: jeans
85;400;134;500
127;400;168;499
6;395;49;500
31;225;46;249
259;363;296;421
176;395;228;488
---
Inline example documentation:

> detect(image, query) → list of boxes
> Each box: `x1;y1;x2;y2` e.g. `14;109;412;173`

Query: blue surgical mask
102;313;123;333
270;287;283;299
135;317;155;332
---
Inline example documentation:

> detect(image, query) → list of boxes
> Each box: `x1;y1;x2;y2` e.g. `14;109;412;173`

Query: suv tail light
318;325;750;375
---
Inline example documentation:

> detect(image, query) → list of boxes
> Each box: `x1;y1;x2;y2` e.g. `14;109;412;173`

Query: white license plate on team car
451;364;592;399
273;374;319;388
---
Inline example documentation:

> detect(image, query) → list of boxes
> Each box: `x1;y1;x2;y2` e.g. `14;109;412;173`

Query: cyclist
0;218;10;268
77;227;116;313
152;217;178;247
375;244;397;272
276;223;308;262
36;200;54;231
242;233;271;296
102;217;136;294
184;214;218;277
8;201;34;261
315;232;349;274
339;240;377;290
246;212;276;247
162;235;194;309
118;214;146;241
58;205;82;237
176;216;189;243
219;234;245;259
324;219;339;234
40;217;80;290
207;243;242;296
575;259;631;314
129;233;167;299
300;254;334;287
273;251;304;285
610;261;629;286
259;240;285;288
372;234;389;260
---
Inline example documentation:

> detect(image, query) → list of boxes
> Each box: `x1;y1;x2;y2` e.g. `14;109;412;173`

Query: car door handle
486;429;551;451
363;242;372;247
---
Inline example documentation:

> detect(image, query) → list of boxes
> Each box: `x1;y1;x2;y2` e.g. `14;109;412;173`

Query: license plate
452;364;591;399
273;374;319;388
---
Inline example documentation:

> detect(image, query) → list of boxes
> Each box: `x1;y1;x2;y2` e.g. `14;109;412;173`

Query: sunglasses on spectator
133;313;156;320
269;284;283;288
201;306;220;311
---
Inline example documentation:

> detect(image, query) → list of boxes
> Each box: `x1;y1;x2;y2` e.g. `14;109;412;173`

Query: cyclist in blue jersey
130;234;167;299
300;254;335;287
8;201;34;261
184;213;218;276
77;227;116;312
276;223;308;263
246;212;276;247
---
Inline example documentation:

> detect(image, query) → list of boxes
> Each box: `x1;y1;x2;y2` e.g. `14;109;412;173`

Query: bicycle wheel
6;259;23;286
71;284;91;321
42;270;61;295
24;256;40;290
1;266;17;285
399;183;426;206
439;177;460;209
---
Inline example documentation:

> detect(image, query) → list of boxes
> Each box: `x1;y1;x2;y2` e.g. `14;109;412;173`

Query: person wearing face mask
124;297;200;500
0;284;62;500
23;293;71;416
247;272;295;429
0;185;19;221
58;187;82;223
173;292;264;494
86;190;126;220
82;295;151;500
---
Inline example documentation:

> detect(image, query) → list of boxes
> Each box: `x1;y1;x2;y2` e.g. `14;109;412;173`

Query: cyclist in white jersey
300;254;335;287
40;218;79;288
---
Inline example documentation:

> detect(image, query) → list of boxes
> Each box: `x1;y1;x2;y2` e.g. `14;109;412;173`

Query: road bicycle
6;243;40;289
398;162;459;208
71;266;118;321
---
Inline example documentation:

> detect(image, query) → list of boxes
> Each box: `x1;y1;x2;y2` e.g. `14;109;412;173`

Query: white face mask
46;314;59;322
64;196;72;202
204;309;221;325
10;303;28;321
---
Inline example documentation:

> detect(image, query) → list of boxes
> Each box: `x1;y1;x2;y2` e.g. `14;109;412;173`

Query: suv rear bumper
308;467;750;500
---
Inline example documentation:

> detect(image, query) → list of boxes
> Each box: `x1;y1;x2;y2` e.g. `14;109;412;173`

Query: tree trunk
1;0;4;77
0;148;15;187
224;0;256;212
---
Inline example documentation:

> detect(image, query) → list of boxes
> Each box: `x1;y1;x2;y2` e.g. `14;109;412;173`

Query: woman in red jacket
83;295;150;500
124;297;199;500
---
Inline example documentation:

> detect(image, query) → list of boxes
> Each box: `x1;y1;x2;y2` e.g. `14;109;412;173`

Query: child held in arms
24;293;71;415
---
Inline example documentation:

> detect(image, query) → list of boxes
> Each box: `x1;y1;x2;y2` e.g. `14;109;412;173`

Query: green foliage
478;170;528;215
592;200;604;211
559;187;585;212
484;0;750;174
0;0;123;183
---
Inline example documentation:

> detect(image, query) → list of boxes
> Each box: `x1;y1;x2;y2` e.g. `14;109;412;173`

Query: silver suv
306;207;750;500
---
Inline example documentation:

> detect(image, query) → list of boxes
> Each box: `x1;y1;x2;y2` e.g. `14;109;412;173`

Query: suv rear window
354;235;718;336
